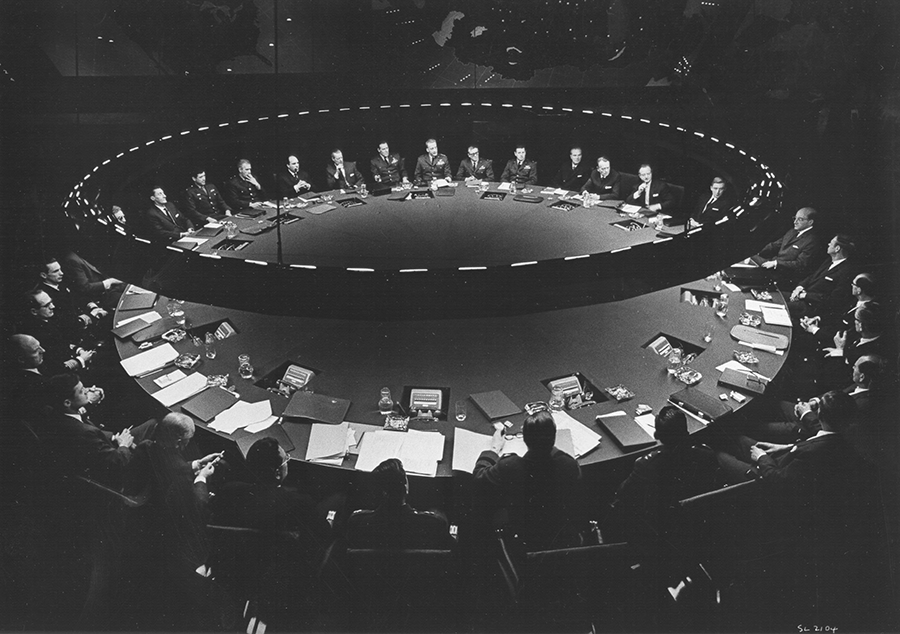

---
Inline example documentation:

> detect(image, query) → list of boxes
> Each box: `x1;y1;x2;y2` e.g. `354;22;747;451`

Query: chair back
619;172;642;197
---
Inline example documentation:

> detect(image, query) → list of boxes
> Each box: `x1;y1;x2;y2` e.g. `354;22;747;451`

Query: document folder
120;292;158;311
283;390;351;425
669;387;733;425
718;367;769;395
181;387;238;423
597;417;656;451
469;390;521;420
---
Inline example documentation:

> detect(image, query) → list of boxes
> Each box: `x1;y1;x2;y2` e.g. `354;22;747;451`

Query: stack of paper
209;400;273;434
451;428;492;473
306;422;354;465
552;411;602;458
761;305;792;327
115;310;162;329
355;429;446;477
634;414;657;438
120;343;179;377
151;372;208;407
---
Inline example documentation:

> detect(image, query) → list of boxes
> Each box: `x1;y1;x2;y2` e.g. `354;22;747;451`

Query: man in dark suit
753;207;822;285
413;138;452;186
822;303;895;388
474;411;582;550
346;458;453;549
689;177;735;227
183;169;232;224
500;145;538;186
456;145;494;182
223;159;266;210
370;141;409;186
552;147;591;191
5;334;49;421
625;164;674;214
37;256;97;339
787;234;855;319
60;249;123;311
275;155;312;199
144;186;195;243
325;148;364;190
19;290;94;375
213;437;329;538
582;156;621;200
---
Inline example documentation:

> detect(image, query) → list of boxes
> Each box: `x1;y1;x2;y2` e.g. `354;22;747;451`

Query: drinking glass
204;332;217;359
716;293;729;318
238;354;253;379
455;401;467;422
667;348;683;374
378;387;393;415
549;386;565;412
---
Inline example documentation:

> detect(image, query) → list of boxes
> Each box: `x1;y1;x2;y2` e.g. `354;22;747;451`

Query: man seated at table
500;145;538;187
552;146;591;191
752;206;822;286
688;177;734;227
37;256;102;340
326;149;364;190
183;169;232;224
276;155;313;199
786;234;855;319
625;164;674;214
5;334;49;421
413;138;452;187
456;145;494;182
581;156;621;200
474;411;582;550
224;159;267;210
346;458;454;549
821;303;895;390
212;437;330;540
144;186;195;243
370;141;409;187
60;249;124;312
18;290;95;375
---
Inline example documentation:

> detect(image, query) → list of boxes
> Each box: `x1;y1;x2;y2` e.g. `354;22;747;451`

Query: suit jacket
183;183;232;223
145;202;194;242
7;369;46;421
756;433;859;500
798;258;855;319
691;191;735;225
346;503;454;549
370;153;408;184
583;169;622;199
38;281;87;341
61;250;122;307
37;410;133;485
275;169;312;199
500;159;538;186
456;157;494;181
626;179;675;213
413;153;452;185
325;161;364;190
212;481;328;538
756;228;822;278
474;448;581;549
17;315;77;376
223;175;266;210
552;161;592;191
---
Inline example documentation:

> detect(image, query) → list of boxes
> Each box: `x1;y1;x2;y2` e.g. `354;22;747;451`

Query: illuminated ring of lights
62;101;784;317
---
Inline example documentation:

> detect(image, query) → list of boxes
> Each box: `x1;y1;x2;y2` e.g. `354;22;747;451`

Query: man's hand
102;277;123;290
648;203;662;212
86;386;105;405
789;285;806;301
90;306;108;319
749;445;767;463
401;177;410;184
794;401;818;422
78;314;92;327
761;260;777;270
833;330;847;350
192;452;224;474
800;315;820;334
754;441;791;453
490;429;505;454
76;347;95;366
113;427;134;449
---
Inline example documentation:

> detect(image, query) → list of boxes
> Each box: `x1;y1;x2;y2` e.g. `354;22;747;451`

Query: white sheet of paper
451;428;493;474
399;430;445;477
151;372;208;407
115;310;162;328
497;182;511;191
153;369;186;388
355;430;406;472
210;400;273;434
634;413;657;437
737;341;784;356
178;237;208;245
745;299;784;312
552;411;602;457
723;282;741;292
120;342;179;376
244;416;278;434
125;285;154;294
306;422;350;461
500;436;528;457
715;360;752;373
761;306;792;327
596;410;628;419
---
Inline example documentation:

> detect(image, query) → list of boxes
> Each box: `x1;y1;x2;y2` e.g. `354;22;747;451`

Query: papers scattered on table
634;414;656;438
125;285;154;294
120;342;179;376
177;237;208;245
619;203;643;214
355;429;445;477
761;305;792;327
245;416;278;434
306;422;354;465
540;187;570;196
154;369;186;388
552;411;602;458
744;299;783;312
205;221;223;228
497;182;512;191
209;400;273;434
451;428;492;473
151;372;208;407
716;360;752;373
115;310;162;328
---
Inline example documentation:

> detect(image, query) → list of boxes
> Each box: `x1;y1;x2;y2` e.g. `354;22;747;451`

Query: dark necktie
159;205;175;224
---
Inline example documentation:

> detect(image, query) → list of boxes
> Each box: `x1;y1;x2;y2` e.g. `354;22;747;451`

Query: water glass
716;293;729;318
225;221;238;239
549;385;565;412
238;354;253;379
455;400;467;422
204;332;217;360
702;317;714;343
667;348;683;374
378;387;393;415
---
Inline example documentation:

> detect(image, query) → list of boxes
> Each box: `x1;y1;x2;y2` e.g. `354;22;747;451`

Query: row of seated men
119;139;727;243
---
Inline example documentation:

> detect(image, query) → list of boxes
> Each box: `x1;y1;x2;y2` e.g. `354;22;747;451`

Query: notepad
470;390;521;420
399;430;445;477
120;342;179;376
115;310;162;329
761;306;792;326
451;428;493;474
120;291;158;311
306;422;351;464
355;430;407;472
151;372;208;407
181;386;239;423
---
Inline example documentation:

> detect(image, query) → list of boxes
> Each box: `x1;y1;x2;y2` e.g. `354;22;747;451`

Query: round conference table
114;275;792;477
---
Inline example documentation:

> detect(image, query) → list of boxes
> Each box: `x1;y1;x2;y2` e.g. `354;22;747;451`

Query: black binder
597;417;656;451
668;387;733;425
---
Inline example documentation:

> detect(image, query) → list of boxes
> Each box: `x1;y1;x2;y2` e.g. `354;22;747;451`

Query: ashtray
206;374;229;388
674;366;702;386
174;352;201;369
524;401;549;415
161;328;186;343
734;350;759;364
384;413;409;432
605;384;635;402
751;289;773;301
739;312;762;327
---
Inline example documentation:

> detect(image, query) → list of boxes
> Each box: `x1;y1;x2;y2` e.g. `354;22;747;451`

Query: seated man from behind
474;411;582;550
605;406;721;544
212;437;329;540
346;458;454;549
